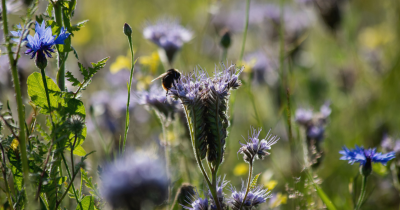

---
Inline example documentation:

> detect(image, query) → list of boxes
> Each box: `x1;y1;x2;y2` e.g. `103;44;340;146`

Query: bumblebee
151;69;181;94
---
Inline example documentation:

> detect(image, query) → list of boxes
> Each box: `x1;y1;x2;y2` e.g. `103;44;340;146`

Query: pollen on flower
10;138;19;151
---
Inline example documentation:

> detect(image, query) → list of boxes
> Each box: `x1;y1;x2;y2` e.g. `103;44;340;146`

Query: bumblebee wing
151;73;167;83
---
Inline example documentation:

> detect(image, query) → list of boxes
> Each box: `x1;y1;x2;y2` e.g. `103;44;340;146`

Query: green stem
1;0;32;205
159;115;171;207
355;176;368;210
221;48;227;62
54;1;66;91
239;159;253;210
122;33;135;154
239;0;250;62
60;153;82;210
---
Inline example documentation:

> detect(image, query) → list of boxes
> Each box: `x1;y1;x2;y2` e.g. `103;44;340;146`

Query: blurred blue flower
209;176;229;209
101;151;168;209
22;21;70;59
229;184;271;210
339;145;395;166
143;18;192;64
10;24;27;43
238;127;279;162
182;191;209;210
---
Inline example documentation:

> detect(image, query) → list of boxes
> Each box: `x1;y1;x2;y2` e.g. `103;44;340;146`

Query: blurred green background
2;0;400;209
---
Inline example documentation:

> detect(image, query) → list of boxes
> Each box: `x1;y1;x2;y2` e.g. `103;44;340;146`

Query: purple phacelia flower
238;127;279;163
101;151;168;209
137;84;181;121
182;190;209;210
229;184;271;210
339;145;395;166
21;21;70;59
143;18;192;64
381;134;400;154
168;69;207;105
209;176;229;209
244;51;279;86
295;108;313;125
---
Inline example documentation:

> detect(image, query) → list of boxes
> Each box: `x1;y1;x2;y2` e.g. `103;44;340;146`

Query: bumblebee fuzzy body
151;69;181;93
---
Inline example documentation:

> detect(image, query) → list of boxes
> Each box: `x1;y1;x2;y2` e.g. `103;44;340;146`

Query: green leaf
73;145;86;156
71;20;89;32
81;168;101;199
78;63;89;78
88;57;109;77
250;173;261;189
27;72;63;114
46;3;53;17
72;46;79;60
66;71;81;87
76;196;94;210
307;172;337;210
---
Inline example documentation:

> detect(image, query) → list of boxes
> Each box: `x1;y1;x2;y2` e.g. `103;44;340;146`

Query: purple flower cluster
182;191;209;210
143;18;192;64
208;176;229;209
238;127;279;162
295;102;331;141
229;184;271;210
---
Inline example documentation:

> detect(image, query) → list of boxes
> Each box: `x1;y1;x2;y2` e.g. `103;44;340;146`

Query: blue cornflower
339;145;395;166
238;127;279;162
229;184;271;210
182;191;209;210
23;21;70;59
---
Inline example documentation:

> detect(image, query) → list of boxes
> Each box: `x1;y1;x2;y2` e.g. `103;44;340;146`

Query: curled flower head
143;18;192;64
206;64;243;96
182;190;209;210
238;127;279;162
229;184;271;210
137;84;181;121
101;151;168;210
339;145;395;166
168;69;207;105
295;108;313;125
23;21;70;59
209;176;229;209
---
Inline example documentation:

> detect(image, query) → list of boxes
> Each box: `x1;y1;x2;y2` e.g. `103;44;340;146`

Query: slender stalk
159;115;171;207
0;143;14;209
239;159;253;210
221;48;227;62
355;176;368;210
60;153;82;210
239;0;251;62
122;30;135;154
35;140;54;200
55;164;79;209
1;0;32;205
53;1;66;90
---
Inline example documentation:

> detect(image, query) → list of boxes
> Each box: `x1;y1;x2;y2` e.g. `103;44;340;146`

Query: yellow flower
10;138;19;151
233;163;248;176
265;180;278;190
270;192;287;208
110;55;131;74
241;58;257;74
139;52;160;74
359;24;394;49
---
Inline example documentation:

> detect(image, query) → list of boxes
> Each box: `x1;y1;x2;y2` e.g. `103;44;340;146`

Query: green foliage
27;73;62;114
76;196;95;210
250;173;261;190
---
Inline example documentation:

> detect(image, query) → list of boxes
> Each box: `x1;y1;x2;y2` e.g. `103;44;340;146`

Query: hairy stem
122;32;135;154
0;143;14;209
355;175;368;210
54;1;66;91
239;0;250;62
1;0;32;204
239;159;253;210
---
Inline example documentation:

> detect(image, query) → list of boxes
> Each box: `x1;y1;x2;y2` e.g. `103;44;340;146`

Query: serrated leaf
76;196;94;210
72;46;79;60
78;63;89;78
27;72;63;114
250;173;261;189
66;71;80;86
71;20;89;32
88;57;109;77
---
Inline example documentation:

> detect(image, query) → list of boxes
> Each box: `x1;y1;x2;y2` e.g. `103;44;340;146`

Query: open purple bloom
229;184;271;210
143;18;192;64
182;191;209;210
23;21;70;59
209;176;229;209
339;145;395;166
238;127;279;162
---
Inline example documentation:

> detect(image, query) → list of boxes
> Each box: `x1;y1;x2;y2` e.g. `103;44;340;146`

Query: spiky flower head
209;176;229;209
340;145;395;176
22;21;70;59
229;184;271;210
66;115;85;136
143;18;192;64
137;85;181;121
101;151;168;210
238;127;279;163
295;102;331;140
182;190;209;210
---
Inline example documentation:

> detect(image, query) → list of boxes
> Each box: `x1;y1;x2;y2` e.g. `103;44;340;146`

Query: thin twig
0;115;19;141
239;159;253;210
55;169;79;209
0;143;14;209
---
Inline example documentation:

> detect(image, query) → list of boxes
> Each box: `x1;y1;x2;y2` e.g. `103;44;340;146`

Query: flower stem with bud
355;175;368;210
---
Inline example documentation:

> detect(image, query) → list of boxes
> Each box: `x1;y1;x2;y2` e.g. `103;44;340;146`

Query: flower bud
124;23;132;37
177;183;196;207
219;28;231;49
35;52;47;70
360;157;372;177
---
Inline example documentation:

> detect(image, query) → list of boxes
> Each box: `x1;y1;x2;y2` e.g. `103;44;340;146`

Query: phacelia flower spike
340;145;395;176
24;21;70;59
182;190;209;210
229;184;271;210
238;127;279;163
101;151;168;210
143;18;192;64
